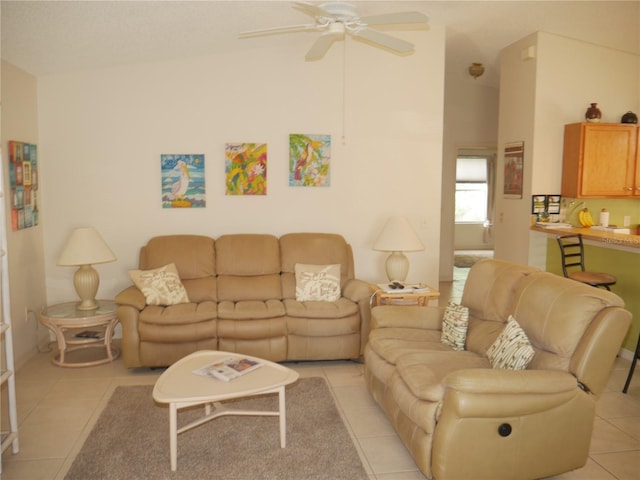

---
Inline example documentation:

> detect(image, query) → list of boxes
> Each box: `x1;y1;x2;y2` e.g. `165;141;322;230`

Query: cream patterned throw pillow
129;263;190;306
441;302;469;351
295;263;341;302
487;315;535;370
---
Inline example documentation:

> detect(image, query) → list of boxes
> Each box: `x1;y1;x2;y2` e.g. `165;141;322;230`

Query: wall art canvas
161;154;205;208
8;140;39;230
289;134;331;187
225;143;267;195
503;141;524;199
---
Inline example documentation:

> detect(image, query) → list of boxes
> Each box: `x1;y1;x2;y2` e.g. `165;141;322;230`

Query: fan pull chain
341;39;347;145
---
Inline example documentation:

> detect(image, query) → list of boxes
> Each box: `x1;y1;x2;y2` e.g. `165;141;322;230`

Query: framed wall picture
225;143;267;195
161;154;206;208
289;134;331;187
8;140;39;230
503;141;524;199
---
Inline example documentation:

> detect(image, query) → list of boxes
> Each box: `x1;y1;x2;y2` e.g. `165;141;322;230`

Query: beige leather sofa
364;259;631;480
115;233;372;368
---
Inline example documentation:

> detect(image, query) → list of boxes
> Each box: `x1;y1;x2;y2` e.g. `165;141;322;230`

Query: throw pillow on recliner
487;315;535;370
294;263;341;301
129;262;190;306
441;302;469;351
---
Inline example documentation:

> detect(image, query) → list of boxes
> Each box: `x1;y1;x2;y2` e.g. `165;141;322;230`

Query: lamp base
74;265;100;310
385;251;410;282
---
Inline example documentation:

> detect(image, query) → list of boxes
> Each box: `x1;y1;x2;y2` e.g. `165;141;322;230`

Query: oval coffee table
152;350;299;471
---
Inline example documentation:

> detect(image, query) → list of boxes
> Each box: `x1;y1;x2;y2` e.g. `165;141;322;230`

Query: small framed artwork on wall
8;140;39;230
161;154;206;208
289;134;331;187
224;143;267;195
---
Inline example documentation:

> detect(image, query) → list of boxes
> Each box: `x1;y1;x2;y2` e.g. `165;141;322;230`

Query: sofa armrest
442;369;579;417
343;278;373;356
342;278;372;302
371;305;444;330
114;285;146;311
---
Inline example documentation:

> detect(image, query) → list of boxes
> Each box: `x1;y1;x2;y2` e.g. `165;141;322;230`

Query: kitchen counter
531;224;640;251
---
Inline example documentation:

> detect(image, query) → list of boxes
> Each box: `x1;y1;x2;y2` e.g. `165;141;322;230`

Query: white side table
39;300;120;367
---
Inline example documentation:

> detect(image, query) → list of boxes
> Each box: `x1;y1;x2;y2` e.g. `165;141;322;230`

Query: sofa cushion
396;351;490;402
217;274;282;302
215;234;280;276
294;263;341;301
217;299;286;320
284;297;358;319
441;302;469;351
368;328;447;365
129;263;190;306
140;235;215;279
486;315;535;370
139;301;217;326
510;271;626;371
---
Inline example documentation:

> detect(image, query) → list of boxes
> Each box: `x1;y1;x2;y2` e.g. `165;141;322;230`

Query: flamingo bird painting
171;160;191;207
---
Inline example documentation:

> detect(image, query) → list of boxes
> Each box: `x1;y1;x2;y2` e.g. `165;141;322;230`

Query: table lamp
57;227;117;310
373;216;424;282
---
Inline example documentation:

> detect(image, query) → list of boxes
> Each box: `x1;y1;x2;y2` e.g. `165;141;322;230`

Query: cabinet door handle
627;187;634;191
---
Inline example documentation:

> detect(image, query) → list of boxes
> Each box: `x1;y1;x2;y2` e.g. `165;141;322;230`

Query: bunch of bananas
578;208;595;227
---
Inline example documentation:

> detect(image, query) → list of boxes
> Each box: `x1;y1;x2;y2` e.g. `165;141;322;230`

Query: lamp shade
57;227;116;266
373;216;424;252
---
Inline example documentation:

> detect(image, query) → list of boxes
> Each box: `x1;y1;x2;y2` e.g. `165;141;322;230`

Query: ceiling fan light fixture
469;62;485;79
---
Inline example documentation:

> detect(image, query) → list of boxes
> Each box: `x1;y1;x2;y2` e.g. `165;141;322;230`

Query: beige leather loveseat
364;259;631;480
115;233;372;368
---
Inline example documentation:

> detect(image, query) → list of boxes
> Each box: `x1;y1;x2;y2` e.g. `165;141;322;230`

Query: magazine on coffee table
192;356;263;382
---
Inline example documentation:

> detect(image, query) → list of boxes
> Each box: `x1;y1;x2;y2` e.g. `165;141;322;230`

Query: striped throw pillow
441;302;469;351
487;315;535;370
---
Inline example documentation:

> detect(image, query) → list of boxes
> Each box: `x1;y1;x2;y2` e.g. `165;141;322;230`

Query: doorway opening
454;148;496;269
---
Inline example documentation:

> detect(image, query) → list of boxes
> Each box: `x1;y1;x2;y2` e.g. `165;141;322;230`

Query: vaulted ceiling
2;1;639;88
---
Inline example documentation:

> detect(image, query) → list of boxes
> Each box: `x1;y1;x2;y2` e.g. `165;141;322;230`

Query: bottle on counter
599;208;609;227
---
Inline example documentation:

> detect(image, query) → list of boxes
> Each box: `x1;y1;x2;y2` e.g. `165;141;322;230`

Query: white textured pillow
441;302;469;351
129;263;190;306
295;263;341;302
487;315;535;370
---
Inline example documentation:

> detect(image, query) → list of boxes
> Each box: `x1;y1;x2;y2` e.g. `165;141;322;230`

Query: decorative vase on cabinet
585;103;602;122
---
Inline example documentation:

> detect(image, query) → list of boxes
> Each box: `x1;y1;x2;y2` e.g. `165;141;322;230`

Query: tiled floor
1;269;639;480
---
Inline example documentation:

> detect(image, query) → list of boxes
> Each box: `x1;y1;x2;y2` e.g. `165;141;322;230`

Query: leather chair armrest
371;305;444;330
114;285;146;310
442;369;579;417
342;278;372;302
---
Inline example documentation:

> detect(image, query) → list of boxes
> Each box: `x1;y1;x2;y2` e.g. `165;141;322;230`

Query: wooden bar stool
623;331;639;393
556;234;617;290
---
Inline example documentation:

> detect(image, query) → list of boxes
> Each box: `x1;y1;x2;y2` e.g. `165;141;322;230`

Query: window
455;156;489;223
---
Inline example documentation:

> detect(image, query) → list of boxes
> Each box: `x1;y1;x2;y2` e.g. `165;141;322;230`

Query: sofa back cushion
510;271;625;372
139;235;216;302
279;233;354;299
461;259;539;355
215;234;282;301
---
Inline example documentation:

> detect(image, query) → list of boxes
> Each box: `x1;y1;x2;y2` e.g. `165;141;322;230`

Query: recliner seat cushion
217;299;285;319
284;297;358;319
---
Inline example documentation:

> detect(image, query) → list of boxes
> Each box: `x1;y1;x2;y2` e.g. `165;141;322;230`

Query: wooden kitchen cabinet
562;122;639;198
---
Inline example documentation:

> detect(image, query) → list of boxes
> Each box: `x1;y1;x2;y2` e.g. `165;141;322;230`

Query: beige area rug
64;377;368;480
454;251;493;268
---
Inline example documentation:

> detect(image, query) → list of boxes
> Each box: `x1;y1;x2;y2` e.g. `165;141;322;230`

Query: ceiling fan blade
239;23;318;38
293;2;333;19
359;11;429;26
305;32;340;61
351;28;414;54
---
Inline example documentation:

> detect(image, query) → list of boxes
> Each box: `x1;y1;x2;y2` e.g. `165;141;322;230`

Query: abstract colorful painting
8;140;39;230
161;154;205;208
225;143;267;195
289;134;331;187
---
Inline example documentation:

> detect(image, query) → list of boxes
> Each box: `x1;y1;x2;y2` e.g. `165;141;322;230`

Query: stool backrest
557;234;586;277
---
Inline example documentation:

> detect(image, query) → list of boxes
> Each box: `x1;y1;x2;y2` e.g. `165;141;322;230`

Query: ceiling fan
239;2;429;61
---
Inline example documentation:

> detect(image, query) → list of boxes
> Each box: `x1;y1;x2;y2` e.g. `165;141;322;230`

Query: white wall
1;61;49;368
440;73;499;279
495;32;639;264
37;29;446;304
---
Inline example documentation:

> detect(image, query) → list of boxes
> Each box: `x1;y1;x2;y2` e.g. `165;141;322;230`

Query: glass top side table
39;299;120;367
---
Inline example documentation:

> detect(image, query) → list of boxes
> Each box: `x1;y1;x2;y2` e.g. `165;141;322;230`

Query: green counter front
532;225;639;352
